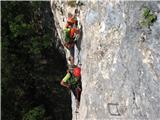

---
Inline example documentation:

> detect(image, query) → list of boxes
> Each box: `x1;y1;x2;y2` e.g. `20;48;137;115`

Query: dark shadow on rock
76;25;83;52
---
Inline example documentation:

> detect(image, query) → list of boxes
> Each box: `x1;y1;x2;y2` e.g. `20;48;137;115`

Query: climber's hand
67;84;71;89
67;70;70;73
77;87;81;92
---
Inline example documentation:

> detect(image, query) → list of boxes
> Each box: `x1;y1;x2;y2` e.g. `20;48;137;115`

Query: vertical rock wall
51;1;160;120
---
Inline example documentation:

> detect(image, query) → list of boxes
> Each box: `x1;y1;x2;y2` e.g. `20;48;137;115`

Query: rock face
51;0;160;120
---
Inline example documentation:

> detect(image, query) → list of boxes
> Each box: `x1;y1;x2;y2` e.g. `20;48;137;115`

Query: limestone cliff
51;1;160;120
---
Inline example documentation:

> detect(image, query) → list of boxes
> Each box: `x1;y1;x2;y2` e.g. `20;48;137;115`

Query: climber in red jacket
60;65;82;109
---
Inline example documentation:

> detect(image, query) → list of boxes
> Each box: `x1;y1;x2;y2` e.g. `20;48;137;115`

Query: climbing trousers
70;83;82;102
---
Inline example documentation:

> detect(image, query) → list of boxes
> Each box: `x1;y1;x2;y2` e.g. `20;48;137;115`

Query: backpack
64;28;71;43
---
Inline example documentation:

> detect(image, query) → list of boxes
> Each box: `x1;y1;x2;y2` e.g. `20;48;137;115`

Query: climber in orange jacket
65;12;78;28
64;26;80;49
64;12;80;48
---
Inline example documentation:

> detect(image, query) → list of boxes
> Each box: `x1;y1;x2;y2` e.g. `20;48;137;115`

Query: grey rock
51;1;160;120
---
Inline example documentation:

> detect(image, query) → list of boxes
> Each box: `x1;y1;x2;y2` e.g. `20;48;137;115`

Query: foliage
143;7;150;18
67;0;76;7
23;106;45;120
140;7;157;28
1;1;71;120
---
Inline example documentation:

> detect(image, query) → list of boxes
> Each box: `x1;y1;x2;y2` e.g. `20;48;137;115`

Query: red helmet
73;67;81;77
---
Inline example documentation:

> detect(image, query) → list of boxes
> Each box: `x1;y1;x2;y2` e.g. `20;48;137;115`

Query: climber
63;12;81;49
65;12;78;28
60;65;82;109
64;26;80;49
68;56;74;65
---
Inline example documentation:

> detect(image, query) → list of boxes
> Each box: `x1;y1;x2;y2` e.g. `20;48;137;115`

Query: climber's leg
76;87;81;109
76;99;80;110
76;86;81;102
70;86;79;113
68;56;74;65
68;44;74;58
77;77;82;102
70;85;78;99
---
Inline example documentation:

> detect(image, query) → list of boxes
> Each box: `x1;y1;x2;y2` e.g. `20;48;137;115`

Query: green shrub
143;7;150;18
67;0;76;7
23;106;45;120
140;7;157;28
